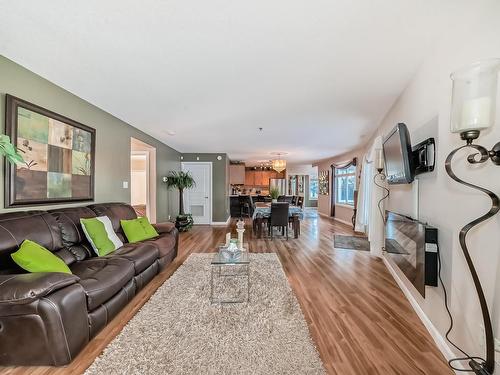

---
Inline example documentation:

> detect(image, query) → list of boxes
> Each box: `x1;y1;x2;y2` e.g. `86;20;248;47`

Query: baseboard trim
317;213;354;228
333;217;352;227
211;216;230;226
382;256;462;369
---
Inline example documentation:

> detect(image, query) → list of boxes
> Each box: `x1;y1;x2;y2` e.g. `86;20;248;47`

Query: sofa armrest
0;273;80;305
153;222;176;234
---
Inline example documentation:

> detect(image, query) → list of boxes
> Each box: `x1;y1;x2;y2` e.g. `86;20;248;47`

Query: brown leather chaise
0;203;178;366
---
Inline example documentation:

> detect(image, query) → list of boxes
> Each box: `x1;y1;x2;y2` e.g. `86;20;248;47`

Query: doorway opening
130;138;157;223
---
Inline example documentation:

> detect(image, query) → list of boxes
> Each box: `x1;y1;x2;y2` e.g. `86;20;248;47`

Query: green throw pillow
11;240;72;274
121;217;159;243
80;216;123;256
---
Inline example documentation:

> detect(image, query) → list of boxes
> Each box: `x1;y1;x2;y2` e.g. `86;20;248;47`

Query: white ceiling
0;0;454;164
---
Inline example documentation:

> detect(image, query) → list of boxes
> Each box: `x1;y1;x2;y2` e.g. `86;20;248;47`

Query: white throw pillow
80;216;124;256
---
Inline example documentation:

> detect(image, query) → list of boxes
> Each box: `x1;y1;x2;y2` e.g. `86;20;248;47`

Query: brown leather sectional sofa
0;202;178;366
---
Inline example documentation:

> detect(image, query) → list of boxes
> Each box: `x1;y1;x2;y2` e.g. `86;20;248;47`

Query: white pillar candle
375;149;384;171
459;97;492;132
225;233;231;246
237;229;244;250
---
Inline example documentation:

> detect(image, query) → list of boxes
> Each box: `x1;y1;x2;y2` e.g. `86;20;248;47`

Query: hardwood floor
0;214;451;375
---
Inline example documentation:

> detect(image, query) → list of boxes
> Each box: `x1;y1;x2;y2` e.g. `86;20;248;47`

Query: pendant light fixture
271;152;287;173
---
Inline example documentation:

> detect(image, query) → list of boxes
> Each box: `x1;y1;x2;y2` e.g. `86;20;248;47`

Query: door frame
131;151;151;218
130;138;157;223
181;161;213;225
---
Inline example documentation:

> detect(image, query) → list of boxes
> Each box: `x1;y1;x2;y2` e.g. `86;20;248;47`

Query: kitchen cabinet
245;170;255;186
254;171;263;186
244;169;285;187
229;164;245;185
261;171;272;186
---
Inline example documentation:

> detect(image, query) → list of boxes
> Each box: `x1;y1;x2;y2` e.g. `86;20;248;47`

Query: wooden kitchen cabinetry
244;169;285;187
229;164;245;185
245;170;255;185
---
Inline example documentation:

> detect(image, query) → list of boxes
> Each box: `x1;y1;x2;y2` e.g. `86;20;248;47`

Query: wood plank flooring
0;214;452;375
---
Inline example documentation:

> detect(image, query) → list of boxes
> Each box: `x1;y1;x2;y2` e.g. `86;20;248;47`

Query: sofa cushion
48;207;97;265
120;217;159;243
144;233;177;259
70;258;134;310
80;216;123;256
0;212;63;272
0;272;80;305
11;240;72;274
107;243;159;274
87;203;137;242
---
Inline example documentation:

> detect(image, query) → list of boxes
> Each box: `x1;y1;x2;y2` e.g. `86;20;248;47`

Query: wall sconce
374;148;390;223
446;58;500;375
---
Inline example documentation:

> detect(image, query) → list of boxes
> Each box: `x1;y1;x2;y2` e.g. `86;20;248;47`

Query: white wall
130;154;147;206
364;0;500;363
286;164;318;177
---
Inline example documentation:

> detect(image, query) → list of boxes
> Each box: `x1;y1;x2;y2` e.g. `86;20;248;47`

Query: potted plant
270;186;280;203
164;170;196;232
0;134;24;164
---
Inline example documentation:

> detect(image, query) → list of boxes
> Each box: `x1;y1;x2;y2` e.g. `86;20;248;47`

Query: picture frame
4;94;96;207
319;170;329;195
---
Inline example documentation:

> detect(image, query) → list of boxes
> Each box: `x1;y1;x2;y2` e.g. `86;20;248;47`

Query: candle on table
225;233;231;246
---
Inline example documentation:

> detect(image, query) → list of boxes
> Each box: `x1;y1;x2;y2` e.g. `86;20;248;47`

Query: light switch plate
122;181;129;189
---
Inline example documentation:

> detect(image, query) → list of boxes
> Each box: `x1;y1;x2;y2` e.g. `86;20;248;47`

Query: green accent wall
0;56;180;221
181;153;229;223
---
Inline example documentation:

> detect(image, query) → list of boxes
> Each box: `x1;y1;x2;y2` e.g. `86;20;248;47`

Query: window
335;165;356;205
309;176;318;200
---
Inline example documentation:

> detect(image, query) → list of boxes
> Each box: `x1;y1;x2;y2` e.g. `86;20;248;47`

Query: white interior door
181;162;212;224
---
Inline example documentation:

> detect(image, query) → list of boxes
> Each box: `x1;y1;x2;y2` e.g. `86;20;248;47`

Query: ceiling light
271;152;287;173
166;130;176;136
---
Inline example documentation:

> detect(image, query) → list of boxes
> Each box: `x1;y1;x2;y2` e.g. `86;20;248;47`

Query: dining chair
297;196;304;208
248;195;255;216
269;202;289;240
277;195;286;202
291;196;298;205
239;196;251;218
284;196;293;204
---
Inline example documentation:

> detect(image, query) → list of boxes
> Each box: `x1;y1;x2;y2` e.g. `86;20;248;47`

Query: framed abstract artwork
319;170;329;195
4;95;95;207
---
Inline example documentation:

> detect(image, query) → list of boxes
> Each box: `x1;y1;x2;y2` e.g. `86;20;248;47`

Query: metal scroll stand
445;130;500;375
373;167;390;224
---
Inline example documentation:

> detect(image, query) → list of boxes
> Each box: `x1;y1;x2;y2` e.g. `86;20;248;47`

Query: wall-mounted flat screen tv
382;123;414;184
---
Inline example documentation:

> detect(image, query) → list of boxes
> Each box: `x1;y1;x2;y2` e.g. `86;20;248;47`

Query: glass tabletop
212;251;250;265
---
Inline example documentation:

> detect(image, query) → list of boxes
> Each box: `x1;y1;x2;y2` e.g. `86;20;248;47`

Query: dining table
252;202;303;239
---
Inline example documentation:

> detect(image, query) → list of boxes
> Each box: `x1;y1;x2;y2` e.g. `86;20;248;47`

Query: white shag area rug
85;253;325;375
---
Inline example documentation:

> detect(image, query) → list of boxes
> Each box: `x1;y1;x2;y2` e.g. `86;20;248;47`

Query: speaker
424;226;438;287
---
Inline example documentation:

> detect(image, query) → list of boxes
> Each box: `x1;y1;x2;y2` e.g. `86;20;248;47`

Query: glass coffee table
210;251;250;304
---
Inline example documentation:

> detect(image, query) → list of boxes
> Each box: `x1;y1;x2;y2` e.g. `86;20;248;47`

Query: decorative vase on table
270;186;280;204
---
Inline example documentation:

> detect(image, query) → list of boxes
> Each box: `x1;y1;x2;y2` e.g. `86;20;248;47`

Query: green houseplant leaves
163;170;196;231
0;134;24;164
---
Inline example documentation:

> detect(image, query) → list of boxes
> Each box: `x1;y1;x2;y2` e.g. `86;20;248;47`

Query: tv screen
383;123;414;184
